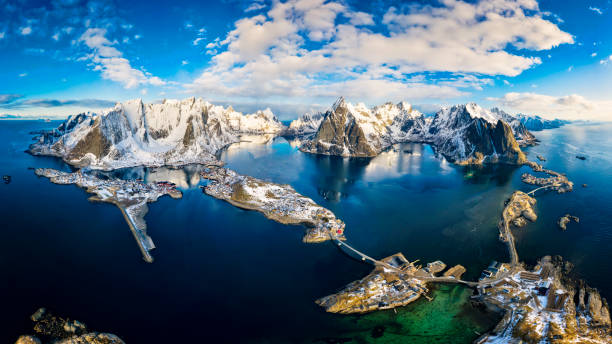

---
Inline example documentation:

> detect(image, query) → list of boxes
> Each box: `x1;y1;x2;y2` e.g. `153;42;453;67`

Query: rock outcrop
558;214;579;230
15;308;124;344
29;98;285;170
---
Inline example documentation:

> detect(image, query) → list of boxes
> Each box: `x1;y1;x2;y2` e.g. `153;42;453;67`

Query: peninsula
34;168;181;262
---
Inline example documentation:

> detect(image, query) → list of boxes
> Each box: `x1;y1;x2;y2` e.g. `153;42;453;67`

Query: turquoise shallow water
0;120;610;343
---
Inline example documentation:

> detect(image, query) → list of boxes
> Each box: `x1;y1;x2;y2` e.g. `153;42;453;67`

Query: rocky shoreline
15;308;124;344
199;165;345;243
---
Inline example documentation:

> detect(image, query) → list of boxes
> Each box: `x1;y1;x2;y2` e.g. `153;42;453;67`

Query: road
330;183;550;289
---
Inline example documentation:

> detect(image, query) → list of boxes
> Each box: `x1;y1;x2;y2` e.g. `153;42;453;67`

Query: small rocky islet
25;97;610;343
15;308;124;344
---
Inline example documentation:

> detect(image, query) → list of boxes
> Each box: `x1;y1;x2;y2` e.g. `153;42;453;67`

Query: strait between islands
25;97;610;344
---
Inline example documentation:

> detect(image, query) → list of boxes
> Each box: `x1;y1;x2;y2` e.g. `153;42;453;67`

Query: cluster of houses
200;166;346;242
520;169;573;194
317;253;429;314
35;168;181;203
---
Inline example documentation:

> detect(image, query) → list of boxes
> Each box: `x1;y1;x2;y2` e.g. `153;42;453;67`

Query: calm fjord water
1;120;610;343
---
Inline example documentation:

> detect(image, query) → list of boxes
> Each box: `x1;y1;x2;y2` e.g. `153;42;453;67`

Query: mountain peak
332;96;347;112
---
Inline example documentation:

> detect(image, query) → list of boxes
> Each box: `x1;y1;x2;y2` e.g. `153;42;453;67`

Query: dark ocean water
0;120;610;343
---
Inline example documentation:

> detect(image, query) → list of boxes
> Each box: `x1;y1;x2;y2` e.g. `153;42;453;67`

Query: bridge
327;182;551;290
526;184;557;196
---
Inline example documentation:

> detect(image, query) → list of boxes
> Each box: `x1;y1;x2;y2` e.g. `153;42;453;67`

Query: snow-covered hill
29;97;285;169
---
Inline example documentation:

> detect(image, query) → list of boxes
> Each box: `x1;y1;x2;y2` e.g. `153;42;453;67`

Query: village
34;168;182;262
199;166;345;243
316;253;470;314
523;161;574;193
475;256;611;343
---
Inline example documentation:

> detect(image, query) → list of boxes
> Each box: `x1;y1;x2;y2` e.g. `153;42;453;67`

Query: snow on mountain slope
515;113;569;131
425;104;527;164
301;99;527;165
29;97;285;169
299;97;425;157
285;112;324;136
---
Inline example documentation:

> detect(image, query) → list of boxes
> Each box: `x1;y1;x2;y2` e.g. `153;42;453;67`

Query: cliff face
29;98;285;169
300;100;528;165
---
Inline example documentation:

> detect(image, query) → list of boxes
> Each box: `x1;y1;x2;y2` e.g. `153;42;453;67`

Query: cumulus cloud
489;92;612;121
79;28;165;89
188;0;573;105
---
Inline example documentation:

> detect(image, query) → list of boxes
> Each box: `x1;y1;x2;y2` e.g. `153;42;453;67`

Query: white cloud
20;26;32;35
245;2;266;12
134;34;141;40
0;32;5;39
52;32;60;41
589;6;603;15
600;55;612;64
79;28;165;89
182;60;189;65
489;92;612;121
188;0;572;104
193;37;204;46
19;72;28;77
567;65;573;72
591;52;597;57
346;11;374;26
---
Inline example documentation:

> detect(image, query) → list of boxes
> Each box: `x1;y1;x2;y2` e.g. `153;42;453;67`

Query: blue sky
1;0;612;120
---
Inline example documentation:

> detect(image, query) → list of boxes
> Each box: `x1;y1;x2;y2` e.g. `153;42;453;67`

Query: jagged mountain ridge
299;97;425;157
284;112;324;137
515;113;570;131
298;98;528;164
29;97;285;169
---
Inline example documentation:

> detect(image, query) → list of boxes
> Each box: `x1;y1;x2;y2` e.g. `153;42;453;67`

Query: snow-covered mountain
284;112;324;137
300;99;529;165
515;113;569;131
29;97;285;169
490;108;537;146
300;97;425;157
425;104;527;164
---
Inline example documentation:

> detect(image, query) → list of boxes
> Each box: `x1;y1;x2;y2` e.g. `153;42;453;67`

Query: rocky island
558;214;580;230
34;168;181;262
200;166;345;243
15;308;124;344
